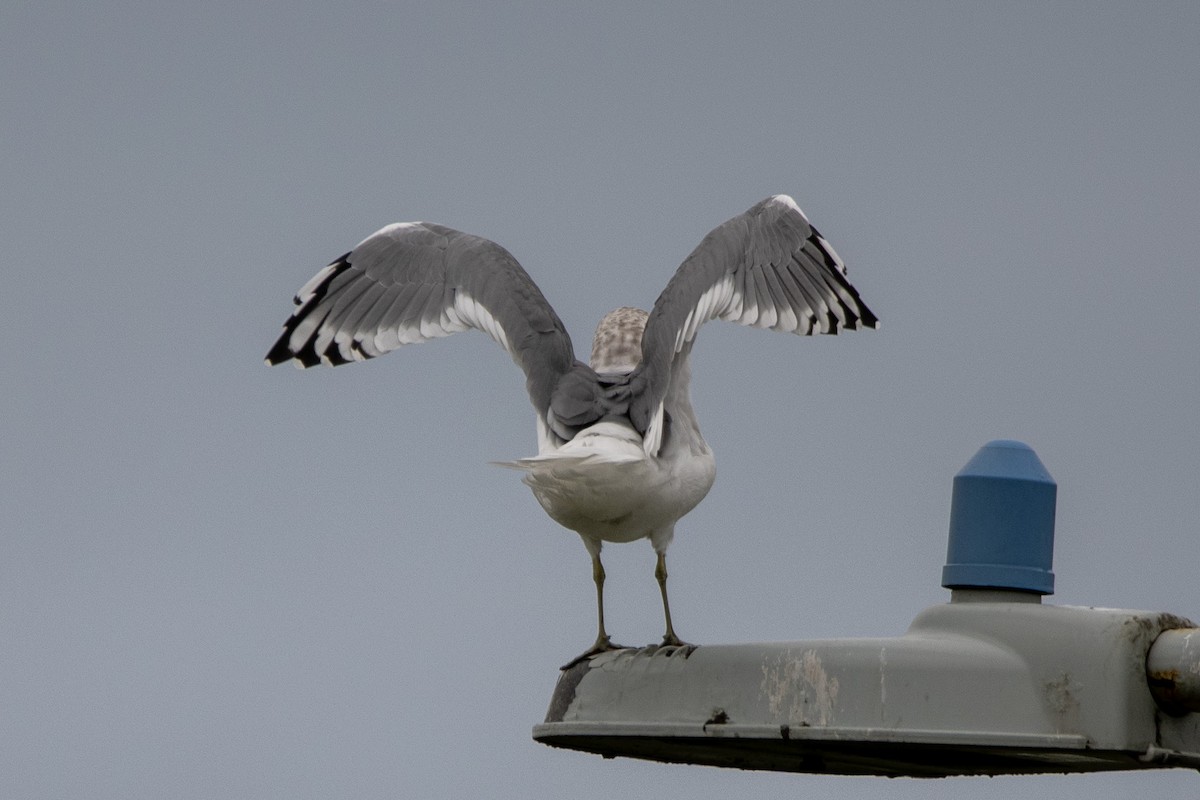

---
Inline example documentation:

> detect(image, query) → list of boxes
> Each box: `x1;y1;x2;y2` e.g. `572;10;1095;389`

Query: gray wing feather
630;194;878;438
266;222;582;434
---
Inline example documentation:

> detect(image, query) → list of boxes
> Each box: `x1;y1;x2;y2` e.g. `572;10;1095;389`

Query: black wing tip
840;299;881;333
266;321;353;367
264;332;324;367
265;309;317;367
264;340;291;366
265;321;300;366
842;303;881;333
266;254;359;367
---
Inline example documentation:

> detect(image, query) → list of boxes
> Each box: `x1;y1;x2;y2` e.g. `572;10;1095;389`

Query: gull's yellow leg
656;551;687;647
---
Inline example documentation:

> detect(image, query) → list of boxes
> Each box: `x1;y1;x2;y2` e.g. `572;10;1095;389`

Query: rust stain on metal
1146;625;1200;714
1148;667;1194;716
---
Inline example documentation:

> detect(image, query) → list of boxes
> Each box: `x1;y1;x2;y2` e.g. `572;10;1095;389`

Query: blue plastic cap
941;440;1057;594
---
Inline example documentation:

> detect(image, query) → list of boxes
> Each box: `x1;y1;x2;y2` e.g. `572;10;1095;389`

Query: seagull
266;194;878;660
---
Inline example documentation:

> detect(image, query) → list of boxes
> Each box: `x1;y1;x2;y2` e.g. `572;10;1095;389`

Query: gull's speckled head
589;306;649;375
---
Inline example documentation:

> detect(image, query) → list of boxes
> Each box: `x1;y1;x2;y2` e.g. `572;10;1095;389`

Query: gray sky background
3;2;1198;798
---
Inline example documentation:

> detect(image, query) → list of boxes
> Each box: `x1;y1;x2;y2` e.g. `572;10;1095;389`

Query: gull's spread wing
266;222;603;445
629;195;879;452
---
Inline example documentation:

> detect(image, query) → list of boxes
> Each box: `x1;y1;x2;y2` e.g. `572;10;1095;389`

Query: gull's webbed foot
660;632;692;648
560;634;629;670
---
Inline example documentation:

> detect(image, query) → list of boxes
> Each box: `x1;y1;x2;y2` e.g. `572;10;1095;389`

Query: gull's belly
523;450;716;544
